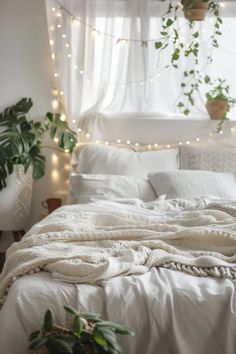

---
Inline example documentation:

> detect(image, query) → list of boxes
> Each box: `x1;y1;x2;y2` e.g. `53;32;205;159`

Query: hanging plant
155;0;222;69
182;0;209;21
205;78;236;131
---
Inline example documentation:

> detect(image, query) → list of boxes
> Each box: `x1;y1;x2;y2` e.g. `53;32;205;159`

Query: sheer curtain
45;0;236;127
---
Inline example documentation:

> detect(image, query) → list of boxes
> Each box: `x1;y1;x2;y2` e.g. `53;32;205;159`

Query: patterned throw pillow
180;143;236;178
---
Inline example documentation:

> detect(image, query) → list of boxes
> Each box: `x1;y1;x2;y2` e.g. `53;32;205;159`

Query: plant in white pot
0;98;77;233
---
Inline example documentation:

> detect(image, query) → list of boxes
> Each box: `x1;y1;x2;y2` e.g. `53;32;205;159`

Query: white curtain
45;0;236;126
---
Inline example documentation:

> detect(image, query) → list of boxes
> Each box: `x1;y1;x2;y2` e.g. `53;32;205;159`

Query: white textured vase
0;165;33;231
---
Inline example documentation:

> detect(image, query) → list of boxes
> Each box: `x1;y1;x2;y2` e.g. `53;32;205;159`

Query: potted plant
0;98;77;231
29;305;134;354
181;0;209;21
206;78;236;120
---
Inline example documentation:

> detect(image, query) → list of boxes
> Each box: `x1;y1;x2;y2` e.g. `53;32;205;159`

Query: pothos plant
154;0;225;118
0;98;77;190
206;78;236;131
29;305;134;354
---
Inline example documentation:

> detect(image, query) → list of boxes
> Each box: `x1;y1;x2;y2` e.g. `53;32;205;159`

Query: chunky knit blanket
1;198;236;307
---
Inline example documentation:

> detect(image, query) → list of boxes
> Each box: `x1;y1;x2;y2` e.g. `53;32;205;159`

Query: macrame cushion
180;142;236;178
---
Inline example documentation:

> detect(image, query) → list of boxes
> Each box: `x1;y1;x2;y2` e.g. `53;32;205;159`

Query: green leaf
29;330;40;342
166;18;173;27
73;315;83;336
183;109;190;115
64;305;79;316
79;312;102;321
97;321;134;335
47;338;73;354
43;309;54;333
29;336;47;350
155;41;162;49
204;75;210;84
93;328;107;346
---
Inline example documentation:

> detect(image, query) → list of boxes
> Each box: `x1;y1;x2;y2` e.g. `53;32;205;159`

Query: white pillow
68;173;157;204
148;170;236;200
71;143;179;178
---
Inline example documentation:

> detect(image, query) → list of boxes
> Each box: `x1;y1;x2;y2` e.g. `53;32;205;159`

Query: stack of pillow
68;142;236;204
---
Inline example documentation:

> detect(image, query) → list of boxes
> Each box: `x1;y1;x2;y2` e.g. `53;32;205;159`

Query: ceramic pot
0;165;33;231
206;99;228;120
41;198;62;214
182;0;209;21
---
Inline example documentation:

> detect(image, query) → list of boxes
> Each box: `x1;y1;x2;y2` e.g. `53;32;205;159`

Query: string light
60;114;66;121
49;39;54;46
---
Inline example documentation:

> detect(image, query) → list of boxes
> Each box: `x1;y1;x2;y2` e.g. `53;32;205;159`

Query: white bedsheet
0;268;236;354
1;197;236;354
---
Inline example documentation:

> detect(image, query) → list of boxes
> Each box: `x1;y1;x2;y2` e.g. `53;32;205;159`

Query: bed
1;122;236;354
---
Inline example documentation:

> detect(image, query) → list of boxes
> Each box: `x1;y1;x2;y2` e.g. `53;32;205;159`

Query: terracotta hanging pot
206;99;229;120
182;0;209;21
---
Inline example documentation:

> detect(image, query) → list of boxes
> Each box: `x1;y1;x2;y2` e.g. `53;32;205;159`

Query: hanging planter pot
206;99;228;120
182;0;209;21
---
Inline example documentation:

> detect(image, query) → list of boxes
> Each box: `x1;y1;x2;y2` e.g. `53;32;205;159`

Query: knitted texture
1;199;236;308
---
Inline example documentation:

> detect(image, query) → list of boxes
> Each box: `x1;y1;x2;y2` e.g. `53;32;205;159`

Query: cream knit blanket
1;198;236;307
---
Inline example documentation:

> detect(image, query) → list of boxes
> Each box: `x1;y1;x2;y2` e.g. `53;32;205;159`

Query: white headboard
79;113;235;145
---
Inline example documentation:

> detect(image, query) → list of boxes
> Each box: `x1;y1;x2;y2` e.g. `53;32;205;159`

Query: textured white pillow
148;170;236;200
180;143;236;178
71;143;179;178
68;173;157;204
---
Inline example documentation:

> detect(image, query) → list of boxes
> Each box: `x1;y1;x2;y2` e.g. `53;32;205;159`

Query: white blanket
1;198;236;354
1;198;236;307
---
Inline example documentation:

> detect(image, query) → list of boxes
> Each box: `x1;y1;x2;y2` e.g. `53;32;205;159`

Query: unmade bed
1;139;236;354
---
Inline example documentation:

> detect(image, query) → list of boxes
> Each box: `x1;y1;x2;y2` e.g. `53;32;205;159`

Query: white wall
0;0;69;250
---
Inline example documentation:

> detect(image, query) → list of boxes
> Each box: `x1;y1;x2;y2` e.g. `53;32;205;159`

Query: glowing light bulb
220;2;225;8
219;130;223;135
126;140;131;145
57;24;62;28
51;53;56;60
52;7;56;12
135;143;139;147
60;114;66;121
74;65;78;70
86;133;90;138
52;99;58;110
64;149;70;153
196;137;200;142
140;81;144;86
132;83;136;87
52;154;58;165
80;70;84;75
154;143;158;147
62;34;66;38
67;53;72;58
50;40;54;46
95;140;100;144
148;145;152;150
54;137;59;143
179;142;182;145
167;144;170;148
77;128;82;132
54;72;59;77
56;12;62;17
105;141;109;145
60;91;64;96
186;141;190;145
117;139;121;143
149;78;154;83
65;43;70;48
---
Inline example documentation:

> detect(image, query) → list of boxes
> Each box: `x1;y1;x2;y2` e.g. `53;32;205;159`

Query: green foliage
154;0;227;118
0;98;77;191
29;306;134;354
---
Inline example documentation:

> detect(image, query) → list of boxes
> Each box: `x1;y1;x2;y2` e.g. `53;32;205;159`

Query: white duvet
1;198;236;354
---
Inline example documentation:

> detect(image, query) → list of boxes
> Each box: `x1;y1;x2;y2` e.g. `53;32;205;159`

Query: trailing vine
154;0;226;118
